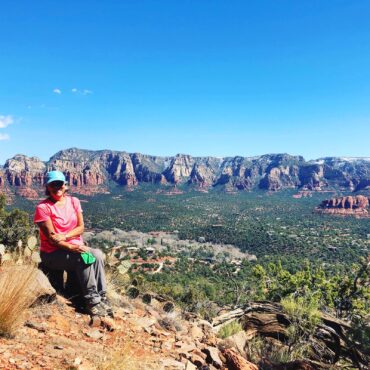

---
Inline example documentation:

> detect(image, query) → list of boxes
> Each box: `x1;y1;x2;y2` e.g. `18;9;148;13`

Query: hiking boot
100;295;114;318
86;302;108;317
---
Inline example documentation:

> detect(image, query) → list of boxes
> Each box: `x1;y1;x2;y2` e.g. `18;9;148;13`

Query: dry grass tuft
97;336;157;370
0;264;39;337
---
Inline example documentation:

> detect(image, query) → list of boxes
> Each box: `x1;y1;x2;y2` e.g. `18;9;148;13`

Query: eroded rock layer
1;148;369;198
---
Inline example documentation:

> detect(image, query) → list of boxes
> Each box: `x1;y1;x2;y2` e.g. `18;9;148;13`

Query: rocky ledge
2;282;367;369
2;265;367;370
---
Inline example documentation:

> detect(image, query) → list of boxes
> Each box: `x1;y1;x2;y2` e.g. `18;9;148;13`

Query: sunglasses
48;181;65;188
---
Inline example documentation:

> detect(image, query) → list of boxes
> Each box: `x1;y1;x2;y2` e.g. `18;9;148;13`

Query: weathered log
211;301;369;369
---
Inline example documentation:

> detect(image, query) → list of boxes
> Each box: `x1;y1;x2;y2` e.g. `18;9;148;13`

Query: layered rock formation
1;148;369;198
317;195;370;217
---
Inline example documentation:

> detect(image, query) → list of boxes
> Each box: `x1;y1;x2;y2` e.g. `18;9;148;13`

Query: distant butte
316;195;370;217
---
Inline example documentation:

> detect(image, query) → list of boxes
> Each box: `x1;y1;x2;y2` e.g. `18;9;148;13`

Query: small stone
185;360;197;370
190;354;205;367
160;358;185;369
85;328;104;340
100;316;116;331
54;345;64;350
162;341;172;350
25;321;47;332
73;357;82;366
190;349;207;361
89;316;101;328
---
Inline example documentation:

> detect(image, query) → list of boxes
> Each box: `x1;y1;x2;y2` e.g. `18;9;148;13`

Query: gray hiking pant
40;248;106;305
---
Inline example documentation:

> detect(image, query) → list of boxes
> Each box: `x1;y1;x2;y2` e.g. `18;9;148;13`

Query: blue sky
1;0;370;164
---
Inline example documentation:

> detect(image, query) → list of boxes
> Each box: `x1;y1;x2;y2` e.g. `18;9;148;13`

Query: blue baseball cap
46;171;66;184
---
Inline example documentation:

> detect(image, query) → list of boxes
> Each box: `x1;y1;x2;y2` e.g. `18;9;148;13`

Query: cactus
1;253;12;263
24;248;32;257
127;287;140;299
27;236;37;250
31;252;41;264
142;293;152;304
163;302;175;313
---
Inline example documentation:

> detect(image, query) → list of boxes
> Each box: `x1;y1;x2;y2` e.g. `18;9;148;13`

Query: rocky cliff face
317;195;370;217
4;155;45;187
1;148;369;198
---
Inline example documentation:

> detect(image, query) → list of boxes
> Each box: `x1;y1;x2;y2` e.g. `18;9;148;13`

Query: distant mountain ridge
0;148;369;197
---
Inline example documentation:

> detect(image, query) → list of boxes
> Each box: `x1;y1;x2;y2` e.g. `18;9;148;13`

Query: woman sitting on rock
34;170;111;317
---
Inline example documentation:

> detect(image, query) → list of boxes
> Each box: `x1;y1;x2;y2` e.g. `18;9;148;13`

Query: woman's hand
71;244;90;253
50;232;67;243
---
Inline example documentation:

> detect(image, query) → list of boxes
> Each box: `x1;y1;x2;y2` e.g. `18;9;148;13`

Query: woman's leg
41;250;101;305
89;248;107;296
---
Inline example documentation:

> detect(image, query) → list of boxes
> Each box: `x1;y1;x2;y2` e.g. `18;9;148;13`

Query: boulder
224;330;248;357
222;348;258;370
34;270;57;303
189;324;204;340
203;346;222;369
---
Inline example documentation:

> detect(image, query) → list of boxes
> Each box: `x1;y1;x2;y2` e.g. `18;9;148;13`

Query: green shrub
0;194;31;252
281;295;321;360
217;320;243;339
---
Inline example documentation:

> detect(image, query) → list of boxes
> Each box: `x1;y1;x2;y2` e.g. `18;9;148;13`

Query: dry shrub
158;311;183;332
104;270;133;312
97;336;157;370
0;264;39;336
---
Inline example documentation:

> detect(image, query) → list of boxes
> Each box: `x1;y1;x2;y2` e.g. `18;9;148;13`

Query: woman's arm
37;218;88;253
66;212;84;239
50;212;85;242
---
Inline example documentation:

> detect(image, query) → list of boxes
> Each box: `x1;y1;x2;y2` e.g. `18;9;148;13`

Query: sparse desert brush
217;320;243;339
0;264;39;337
106;268;131;294
281;295;321;360
281;295;321;330
158;311;183;332
97;336;157;370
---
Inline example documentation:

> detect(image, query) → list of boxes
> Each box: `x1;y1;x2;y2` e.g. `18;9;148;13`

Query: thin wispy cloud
0;115;14;128
0;115;14;141
53;88;62;95
71;88;93;95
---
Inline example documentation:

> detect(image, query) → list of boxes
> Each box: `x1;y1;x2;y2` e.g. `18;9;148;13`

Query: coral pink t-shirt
34;196;84;253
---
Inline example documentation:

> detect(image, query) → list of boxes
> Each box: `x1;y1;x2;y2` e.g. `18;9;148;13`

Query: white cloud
71;88;93;95
0;115;14;128
0;133;10;141
53;88;62;95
